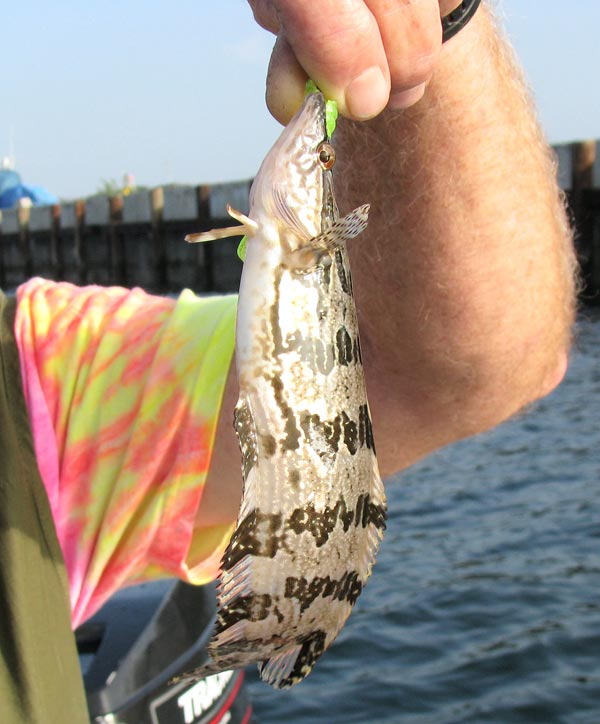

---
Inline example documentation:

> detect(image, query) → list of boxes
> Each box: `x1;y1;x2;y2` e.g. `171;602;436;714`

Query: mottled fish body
184;91;386;688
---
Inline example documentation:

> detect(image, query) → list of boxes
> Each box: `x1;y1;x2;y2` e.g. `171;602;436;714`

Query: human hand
249;0;458;123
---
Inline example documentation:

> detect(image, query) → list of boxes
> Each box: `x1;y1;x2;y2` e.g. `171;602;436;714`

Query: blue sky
2;1;599;199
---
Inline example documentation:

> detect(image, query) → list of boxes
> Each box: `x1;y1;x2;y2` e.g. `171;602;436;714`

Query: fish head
249;92;338;249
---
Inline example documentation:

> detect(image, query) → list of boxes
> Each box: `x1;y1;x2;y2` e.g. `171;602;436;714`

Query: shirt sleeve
14;278;237;627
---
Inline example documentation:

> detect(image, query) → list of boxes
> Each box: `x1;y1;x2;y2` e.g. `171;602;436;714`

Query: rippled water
247;311;600;723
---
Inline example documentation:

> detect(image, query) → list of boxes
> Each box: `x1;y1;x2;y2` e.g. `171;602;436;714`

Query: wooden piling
1;155;599;301
82;194;123;286
58;200;84;284
28;204;59;280
120;188;164;290
162;185;208;292
0;205;32;290
0;180;252;295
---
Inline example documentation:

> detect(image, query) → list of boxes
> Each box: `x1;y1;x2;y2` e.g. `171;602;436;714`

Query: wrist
440;0;484;44
439;0;473;15
437;1;490;71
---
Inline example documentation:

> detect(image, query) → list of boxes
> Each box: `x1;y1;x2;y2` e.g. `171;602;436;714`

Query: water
246;311;600;723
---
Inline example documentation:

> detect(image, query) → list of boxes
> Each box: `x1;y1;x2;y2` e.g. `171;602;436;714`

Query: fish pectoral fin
286;203;370;269
185;206;258;243
309;203;370;252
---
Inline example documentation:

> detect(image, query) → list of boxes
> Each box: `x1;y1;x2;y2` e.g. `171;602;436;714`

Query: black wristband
441;0;482;43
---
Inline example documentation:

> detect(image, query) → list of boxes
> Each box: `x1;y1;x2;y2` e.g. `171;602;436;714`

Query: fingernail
345;66;389;120
388;83;427;110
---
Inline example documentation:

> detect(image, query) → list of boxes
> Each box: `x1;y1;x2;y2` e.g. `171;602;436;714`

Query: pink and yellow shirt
14;278;237;627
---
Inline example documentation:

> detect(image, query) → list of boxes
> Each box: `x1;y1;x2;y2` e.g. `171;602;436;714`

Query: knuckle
249;0;280;33
275;1;381;72
389;22;442;89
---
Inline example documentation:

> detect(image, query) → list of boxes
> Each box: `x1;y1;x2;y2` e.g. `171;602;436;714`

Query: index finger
271;0;391;120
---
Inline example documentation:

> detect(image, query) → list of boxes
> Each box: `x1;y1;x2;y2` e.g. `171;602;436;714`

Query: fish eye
317;142;335;170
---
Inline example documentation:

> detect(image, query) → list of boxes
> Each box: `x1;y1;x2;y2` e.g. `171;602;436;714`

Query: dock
1;141;600;299
0;181;251;295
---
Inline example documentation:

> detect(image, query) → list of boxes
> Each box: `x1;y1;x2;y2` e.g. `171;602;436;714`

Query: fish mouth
294;91;326;139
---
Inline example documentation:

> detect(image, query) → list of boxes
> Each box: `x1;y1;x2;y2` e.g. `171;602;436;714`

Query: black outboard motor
76;580;253;723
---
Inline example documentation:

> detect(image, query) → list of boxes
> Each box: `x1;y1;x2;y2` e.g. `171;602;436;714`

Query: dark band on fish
335;248;352;295
269;374;302;451
222;493;387;569
216;592;273;632
260;433;277;457
222;509;286;569
335;326;354;366
300;405;375;457
217;568;362;638
285;570;363;611
234;400;258;478
284;330;336;376
358;403;375;452
266;265;306;452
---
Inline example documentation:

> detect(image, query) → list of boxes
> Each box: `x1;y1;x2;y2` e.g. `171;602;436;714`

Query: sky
2;1;599;200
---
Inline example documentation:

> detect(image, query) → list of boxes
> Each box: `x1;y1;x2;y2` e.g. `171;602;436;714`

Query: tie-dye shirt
14;278;237;627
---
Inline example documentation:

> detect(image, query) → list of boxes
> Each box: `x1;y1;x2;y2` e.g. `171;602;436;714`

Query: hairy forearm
336;4;577;474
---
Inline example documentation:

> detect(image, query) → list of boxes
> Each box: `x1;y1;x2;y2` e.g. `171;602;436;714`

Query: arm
201;1;576;518
336;5;576;475
15;280;238;623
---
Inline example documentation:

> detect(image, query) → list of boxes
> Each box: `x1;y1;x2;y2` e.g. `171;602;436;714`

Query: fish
183;90;387;689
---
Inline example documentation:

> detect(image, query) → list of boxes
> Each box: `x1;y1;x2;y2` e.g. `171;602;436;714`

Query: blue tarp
0;169;58;209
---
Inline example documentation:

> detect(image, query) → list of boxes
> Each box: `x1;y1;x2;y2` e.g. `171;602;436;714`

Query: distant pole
572;141;595;194
8;124;15;168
